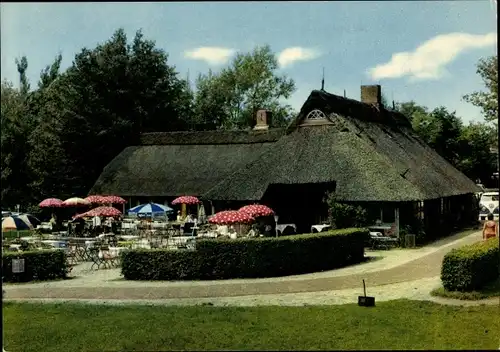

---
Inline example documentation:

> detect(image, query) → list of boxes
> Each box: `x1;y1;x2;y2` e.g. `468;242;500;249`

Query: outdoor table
276;224;297;236
85;240;97;248
20;236;36;242
121;223;137;230
99;246;127;259
368;224;393;234
198;231;218;238
311;224;331;233
119;235;140;241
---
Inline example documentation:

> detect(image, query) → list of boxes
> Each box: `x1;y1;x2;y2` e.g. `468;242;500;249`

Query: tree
463;55;498;123
38;53;62;89
193;45;296;130
456;122;496;183
0;79;34;209
395;99;496;184
27;28;193;200
15;56;30;96
395;101;429;123
413;107;463;165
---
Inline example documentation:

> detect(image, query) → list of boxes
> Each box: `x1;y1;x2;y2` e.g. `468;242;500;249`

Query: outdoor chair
99;246;120;268
89;247;104;270
183;222;196;236
369;232;398;250
66;242;80;266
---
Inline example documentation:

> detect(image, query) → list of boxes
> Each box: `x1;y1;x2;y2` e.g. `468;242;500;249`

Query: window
306;109;327;120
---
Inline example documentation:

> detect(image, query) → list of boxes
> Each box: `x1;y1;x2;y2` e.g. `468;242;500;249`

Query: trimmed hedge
121;228;368;280
441;238;499;292
2;250;68;283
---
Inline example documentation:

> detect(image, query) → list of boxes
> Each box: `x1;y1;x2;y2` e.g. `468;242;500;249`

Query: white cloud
184;47;235;65
367;32;497;81
277;47;321;68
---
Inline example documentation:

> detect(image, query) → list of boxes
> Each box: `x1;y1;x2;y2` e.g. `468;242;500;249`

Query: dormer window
306;109;327;120
299;109;333;127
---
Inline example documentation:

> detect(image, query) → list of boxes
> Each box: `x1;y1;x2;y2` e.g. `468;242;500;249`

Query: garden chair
66;241;80;266
369;232;398;250
99;246;120;268
89;247;104;270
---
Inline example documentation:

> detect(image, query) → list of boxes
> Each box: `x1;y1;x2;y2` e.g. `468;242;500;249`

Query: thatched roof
90;129;284;197
203;90;479;202
140;129;284;145
92;89;479;201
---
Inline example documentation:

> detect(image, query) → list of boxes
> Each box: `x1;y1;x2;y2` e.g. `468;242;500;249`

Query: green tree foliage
1;80;31;208
396;100;496;183
27;28;193;201
463;55;498;123
456;122;497;183
325;192;369;229
192;45;296;130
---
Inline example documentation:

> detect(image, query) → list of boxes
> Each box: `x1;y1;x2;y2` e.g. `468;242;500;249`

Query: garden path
4;229;486;302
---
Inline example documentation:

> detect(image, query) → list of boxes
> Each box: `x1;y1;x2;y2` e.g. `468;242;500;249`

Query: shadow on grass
431;278;500;301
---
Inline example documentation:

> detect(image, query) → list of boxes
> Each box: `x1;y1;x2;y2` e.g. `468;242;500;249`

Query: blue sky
1;1;497;123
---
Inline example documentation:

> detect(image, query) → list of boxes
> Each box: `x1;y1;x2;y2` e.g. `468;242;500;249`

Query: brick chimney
360;85;382;106
253;109;272;131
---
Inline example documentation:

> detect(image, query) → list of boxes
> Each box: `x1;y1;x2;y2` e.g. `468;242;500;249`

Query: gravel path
4;229;490;303
5;277;498;307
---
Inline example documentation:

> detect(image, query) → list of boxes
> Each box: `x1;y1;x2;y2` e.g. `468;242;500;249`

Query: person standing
482;213;498;240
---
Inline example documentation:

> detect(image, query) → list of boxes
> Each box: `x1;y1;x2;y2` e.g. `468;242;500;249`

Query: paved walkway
5;229;486;302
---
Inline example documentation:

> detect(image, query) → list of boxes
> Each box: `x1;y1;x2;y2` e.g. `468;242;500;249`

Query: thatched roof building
90;85;479;203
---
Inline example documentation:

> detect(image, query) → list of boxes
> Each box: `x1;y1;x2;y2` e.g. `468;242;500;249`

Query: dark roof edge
286;89;412;134
139;128;285;145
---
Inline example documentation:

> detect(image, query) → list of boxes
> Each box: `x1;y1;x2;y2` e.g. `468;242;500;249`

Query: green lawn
3;299;499;351
431;278;500;300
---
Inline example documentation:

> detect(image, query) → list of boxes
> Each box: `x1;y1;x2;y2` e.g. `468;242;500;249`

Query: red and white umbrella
172;196;201;205
239;204;274;218
73;212;91;219
38;198;63;208
86;206;122;218
208;210;254;225
62;197;91;207
102;195;126;204
85;195;108;204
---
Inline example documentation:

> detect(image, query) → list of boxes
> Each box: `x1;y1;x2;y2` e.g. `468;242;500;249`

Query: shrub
2;250;68;283
441;238;499;292
121;228;369;281
325;193;369;229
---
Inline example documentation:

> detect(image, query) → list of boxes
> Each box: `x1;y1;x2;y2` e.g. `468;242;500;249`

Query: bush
121;228;369;281
441;238;499;292
325;193;369;229
2;250;68;283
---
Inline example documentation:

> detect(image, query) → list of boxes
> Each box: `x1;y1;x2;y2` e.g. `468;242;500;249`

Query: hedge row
121;228;368;280
441;238;499;292
2;250;68;283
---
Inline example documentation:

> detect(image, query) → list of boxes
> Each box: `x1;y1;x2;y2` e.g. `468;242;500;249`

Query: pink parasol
85;195;108;204
62;197;91;207
73;212;90;219
208;210;254;225
102;195;126;204
172;196;201;205
38;198;63;208
86;206;122;218
239;204;274;218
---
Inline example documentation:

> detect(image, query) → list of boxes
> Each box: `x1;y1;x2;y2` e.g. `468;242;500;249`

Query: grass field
431;278;500;300
3;299;499;351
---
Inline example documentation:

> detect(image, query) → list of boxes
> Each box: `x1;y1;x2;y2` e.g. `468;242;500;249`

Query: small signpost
12;258;25;273
358;279;375;307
